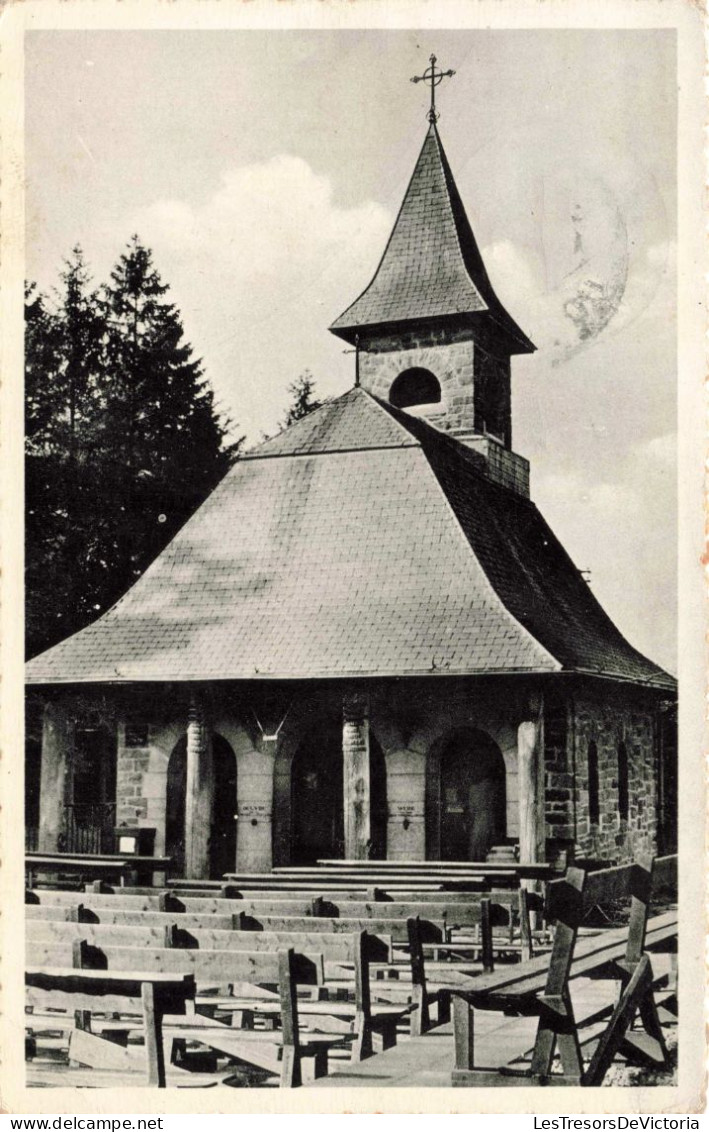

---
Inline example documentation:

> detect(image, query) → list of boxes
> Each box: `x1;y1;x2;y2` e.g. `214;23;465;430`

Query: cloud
533;432;677;674
129;155;392;438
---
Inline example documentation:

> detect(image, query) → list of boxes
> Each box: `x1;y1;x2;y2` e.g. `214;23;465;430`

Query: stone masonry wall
573;690;657;862
359;329;476;432
115;722;151;825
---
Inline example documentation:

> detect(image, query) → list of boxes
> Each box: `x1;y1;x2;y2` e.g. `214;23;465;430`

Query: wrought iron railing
62;803;116;855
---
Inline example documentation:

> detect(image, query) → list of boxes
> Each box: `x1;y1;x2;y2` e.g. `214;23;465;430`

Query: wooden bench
26;853;171;889
25;966;195;1087
26;904;236;930
27;888;526;937
27;889;326;916
27;898;449;944
34;941;343;1086
449;854;678;1087
249;869;526;890
26;917;395;963
198;930;415;1062
26;856;133;890
63;932;413;1073
314;860;554;879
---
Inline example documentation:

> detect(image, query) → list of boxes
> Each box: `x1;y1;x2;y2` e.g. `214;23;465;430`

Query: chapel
25;76;677;877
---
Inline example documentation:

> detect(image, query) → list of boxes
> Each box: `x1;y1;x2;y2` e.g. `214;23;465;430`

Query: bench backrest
544;854;671;996
31;938;324;987
26;964;194;1005
309;898;511;926
27;890;326;917
235;913;446;942
26;904;232;930
26;917;393;962
27;888;514;926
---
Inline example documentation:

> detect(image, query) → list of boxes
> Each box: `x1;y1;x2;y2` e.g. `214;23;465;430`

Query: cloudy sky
25;29;676;673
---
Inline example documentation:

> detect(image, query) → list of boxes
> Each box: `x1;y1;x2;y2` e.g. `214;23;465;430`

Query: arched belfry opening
166;733;237;878
426;728;506;860
389;367;442;410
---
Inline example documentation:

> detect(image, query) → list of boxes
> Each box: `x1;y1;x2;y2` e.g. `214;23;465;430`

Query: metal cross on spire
411;54;455;123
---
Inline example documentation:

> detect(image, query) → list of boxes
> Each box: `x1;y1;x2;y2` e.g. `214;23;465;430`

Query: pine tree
25;239;241;658
280;371;322;429
25;250;107;656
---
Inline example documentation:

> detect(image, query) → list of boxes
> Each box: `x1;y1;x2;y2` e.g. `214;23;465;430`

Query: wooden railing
62;803;116;855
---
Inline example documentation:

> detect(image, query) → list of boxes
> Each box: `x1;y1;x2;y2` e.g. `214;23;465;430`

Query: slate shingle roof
330;124;535;354
26;388;673;690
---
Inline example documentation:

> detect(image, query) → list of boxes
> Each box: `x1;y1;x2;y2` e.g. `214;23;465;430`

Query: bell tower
329;57;535;495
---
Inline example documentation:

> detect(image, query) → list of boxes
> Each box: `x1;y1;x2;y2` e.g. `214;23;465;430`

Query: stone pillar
236;735;276;873
343;692;371;860
184;693;213;879
517;717;543;864
38;700;72;852
385;749;426;860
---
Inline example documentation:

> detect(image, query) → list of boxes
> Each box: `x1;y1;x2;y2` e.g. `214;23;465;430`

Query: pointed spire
330;124;534;355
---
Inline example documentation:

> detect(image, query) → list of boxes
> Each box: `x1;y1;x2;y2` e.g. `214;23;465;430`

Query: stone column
385;748;426;860
184;693;213;879
343;692;371;860
517;715;543;864
38;700;72;852
236;735;276;873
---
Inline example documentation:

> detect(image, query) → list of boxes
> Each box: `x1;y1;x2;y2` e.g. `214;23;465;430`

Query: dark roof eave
329;309;536;355
25;663;674;690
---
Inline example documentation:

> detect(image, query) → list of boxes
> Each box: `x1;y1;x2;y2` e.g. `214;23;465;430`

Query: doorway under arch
165;733;237;878
427;728;506;861
289;724;388;864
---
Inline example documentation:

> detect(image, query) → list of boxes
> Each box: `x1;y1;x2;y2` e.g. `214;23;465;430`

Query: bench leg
231;1009;255;1030
584;955;656;1086
352;1011;373;1061
437;990;451;1025
141;982;166;1088
280;1044;302;1088
302;1048;328;1082
530;991;582;1084
410;985;430;1038
373;1019;397;1052
453;996;474;1071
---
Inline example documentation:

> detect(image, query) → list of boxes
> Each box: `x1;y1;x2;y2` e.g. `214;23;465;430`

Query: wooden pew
449;854;678;1087
202;930;414;1062
236;870;523;890
103;884;501;903
25;901;446;947
27;898;447;945
177;879;487;895
25;966;194;1087
27;889;519;930
232;913;446;944
26;904;236;931
26;918;394;963
26;857;132;890
70;944;339;1087
63;933;413;1070
27;890;326;916
27;937;326;988
314;860;554;878
26;852;171;889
